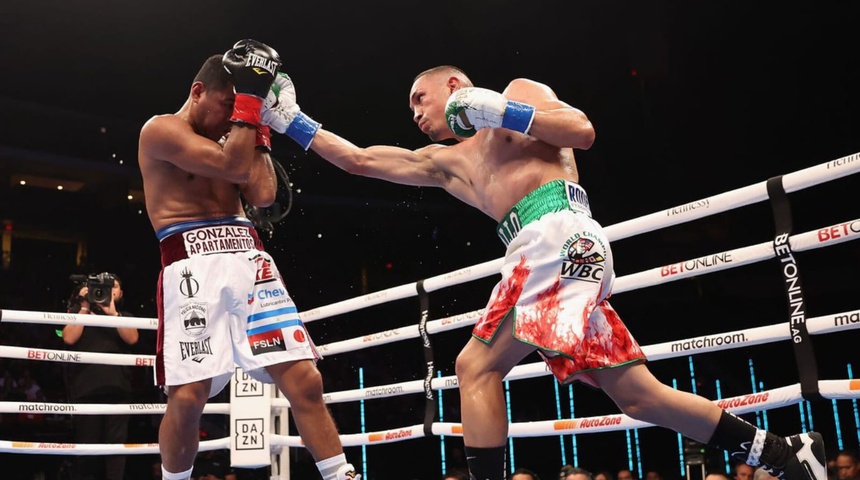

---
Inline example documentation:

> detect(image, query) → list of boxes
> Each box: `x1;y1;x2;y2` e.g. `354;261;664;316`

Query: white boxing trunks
476;180;646;386
155;216;317;398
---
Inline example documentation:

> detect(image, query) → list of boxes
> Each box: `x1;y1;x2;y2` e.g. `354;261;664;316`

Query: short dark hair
443;469;470;480
731;461;755;476
193;54;232;92
565;468;594;480
837;449;860;462
413;65;472;84
511;467;541;480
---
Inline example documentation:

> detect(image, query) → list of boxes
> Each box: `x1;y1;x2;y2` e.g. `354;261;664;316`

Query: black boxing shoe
761;432;826;480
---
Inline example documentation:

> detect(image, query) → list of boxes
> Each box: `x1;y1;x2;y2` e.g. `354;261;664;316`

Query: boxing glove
444;87;535;138
216;128;269;151
262;72;321;151
256;125;272;152
222;39;281;126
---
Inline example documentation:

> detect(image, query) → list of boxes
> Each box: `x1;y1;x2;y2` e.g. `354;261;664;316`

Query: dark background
1;1;859;479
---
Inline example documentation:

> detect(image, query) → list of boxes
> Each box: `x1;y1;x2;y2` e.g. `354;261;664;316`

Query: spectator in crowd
445;469;472;480
706;472;732;480
755;467;779;480
560;466;577;479
16;366;45;401
618;469;637;480
734;462;755;480
835;450;860;480
510;467;541;480
0;357;17;400
564;467;594;480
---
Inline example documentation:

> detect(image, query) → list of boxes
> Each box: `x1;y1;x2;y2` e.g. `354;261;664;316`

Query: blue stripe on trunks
248;306;299;323
247;318;302;336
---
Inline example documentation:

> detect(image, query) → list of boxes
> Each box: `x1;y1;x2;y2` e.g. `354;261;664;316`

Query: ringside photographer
62;272;138;480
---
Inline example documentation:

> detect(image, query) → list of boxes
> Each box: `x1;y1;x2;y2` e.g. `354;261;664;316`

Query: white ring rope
2;306;857;409
298;150;860;322
0;438;230;456
268;379;860;448
0;150;858;456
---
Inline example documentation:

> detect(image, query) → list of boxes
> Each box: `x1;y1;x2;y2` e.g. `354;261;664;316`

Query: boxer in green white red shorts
473;180;646;386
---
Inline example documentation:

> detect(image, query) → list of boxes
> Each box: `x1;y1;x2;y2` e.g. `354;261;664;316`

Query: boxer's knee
273;360;325;408
165;381;210;418
455;340;499;390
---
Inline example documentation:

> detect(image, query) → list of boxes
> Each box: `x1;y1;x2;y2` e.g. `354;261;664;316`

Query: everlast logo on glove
245;54;278;76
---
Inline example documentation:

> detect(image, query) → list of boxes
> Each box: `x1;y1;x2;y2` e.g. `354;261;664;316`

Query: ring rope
0;150;857;460
3;300;857;373
1;307;856;413
298;150;860;322
3;211;856;366
3;377;858;454
0;438;229;456
268;380;860;448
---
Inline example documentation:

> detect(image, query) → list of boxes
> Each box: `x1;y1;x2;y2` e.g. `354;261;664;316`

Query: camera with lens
69;272;117;307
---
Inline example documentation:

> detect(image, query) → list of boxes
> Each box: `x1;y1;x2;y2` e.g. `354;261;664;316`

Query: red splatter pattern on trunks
544;301;645;385
472;243;645;386
514;277;563;346
473;256;530;341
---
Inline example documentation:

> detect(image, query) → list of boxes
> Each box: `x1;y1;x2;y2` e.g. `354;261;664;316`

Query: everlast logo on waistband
245;54;278;75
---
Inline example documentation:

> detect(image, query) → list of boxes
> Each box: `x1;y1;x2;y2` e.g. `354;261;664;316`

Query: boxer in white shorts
474;180;646;385
138;43;359;480
155;215;317;397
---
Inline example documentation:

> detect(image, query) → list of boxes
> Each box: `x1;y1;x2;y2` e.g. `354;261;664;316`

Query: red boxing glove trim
230;94;264;127
256;125;272;152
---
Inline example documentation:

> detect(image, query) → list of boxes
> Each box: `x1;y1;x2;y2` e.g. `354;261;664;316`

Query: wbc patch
558;231;606;283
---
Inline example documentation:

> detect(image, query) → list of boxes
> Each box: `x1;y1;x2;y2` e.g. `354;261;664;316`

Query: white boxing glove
261;72;321;150
444;87;536;138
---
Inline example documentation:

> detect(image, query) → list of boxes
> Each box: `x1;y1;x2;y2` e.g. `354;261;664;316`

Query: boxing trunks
155;216;317;397
475;180;646;386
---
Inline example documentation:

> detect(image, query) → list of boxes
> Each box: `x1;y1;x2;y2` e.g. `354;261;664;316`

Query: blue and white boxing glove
444;87;536;138
261;72;321;150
